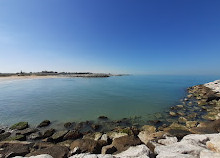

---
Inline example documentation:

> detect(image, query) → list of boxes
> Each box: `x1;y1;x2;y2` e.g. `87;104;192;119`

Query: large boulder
115;144;150;158
26;145;69;158
10;122;28;130
0;141;33;157
0;132;11;141
63;130;83;140
51;130;68;142
37;120;51;128
70;139;105;154
16;128;39;136
112;135;141;152
43;129;55;138
138;131;165;145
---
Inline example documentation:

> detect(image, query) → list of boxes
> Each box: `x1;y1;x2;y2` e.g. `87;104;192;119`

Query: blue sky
0;0;220;74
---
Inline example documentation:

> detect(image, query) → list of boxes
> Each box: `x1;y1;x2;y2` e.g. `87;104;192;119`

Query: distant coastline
0;71;128;82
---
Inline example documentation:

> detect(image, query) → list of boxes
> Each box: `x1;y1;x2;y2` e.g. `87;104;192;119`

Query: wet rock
112;135;141;152
6;135;26;141
0;132;11;141
37;120;51;128
63;130;83;140
178;117;187;123
51;130;68;142
148;120;161;125
16;128;39;136
26;145;69;158
177;111;185;116
43;129;55;138
0;129;5;134
176;105;184;108
0;141;33;157
98;116;108;120
101;144;117;154
163;123;191;140
115;144;150;158
169;111;177;117
83;132;102;141
91;124;100;131
64;122;72;129
29;132;42;140
70;139;104;154
10;122;28;130
114;127;134;135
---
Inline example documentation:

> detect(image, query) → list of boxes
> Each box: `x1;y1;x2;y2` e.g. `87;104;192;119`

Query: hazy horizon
1;0;220;75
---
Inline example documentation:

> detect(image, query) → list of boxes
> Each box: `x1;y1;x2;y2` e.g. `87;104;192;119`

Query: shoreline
0;73;126;83
0;80;220;157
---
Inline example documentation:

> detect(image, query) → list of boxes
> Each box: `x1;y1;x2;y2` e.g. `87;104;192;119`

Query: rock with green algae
10;122;28;130
6;134;26;141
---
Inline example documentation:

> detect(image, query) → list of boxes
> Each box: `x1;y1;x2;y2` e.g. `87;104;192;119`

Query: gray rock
157;136;178;145
37;120;51;128
115;144;150;158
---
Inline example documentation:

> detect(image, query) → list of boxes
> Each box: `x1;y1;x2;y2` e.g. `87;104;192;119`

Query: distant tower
21;70;23;74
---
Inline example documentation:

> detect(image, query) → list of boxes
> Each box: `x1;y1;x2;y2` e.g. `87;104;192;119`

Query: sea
0;75;220;126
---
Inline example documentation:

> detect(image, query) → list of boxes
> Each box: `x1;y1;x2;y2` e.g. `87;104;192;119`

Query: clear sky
0;0;220;74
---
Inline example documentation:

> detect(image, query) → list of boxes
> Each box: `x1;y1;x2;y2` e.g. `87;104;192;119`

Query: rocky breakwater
0;80;220;158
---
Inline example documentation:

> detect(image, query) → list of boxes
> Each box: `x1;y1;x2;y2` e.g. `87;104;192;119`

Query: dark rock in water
0;129;5;134
0;132;11;141
0;141;32;157
29;132;42;140
51;130;68;142
26;145;69;158
64;122;72;129
112;135;141;152
91;124;101;131
43;128;55;138
6;135;26;141
10;122;28;130
98;116;108;120
70;139;105;154
148;120;162;125
37;120;51;128
63;130;83;140
16;128;39;136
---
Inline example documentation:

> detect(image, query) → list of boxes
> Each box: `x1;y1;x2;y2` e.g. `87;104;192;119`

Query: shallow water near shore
0;75;220;126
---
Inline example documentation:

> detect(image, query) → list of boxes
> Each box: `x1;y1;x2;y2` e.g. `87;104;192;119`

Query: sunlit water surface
0;75;220;126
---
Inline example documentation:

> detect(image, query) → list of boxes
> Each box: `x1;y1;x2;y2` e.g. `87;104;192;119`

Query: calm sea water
0;75;220;126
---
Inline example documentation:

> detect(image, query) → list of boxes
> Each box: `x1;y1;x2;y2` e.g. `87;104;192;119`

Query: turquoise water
0;75;220;126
